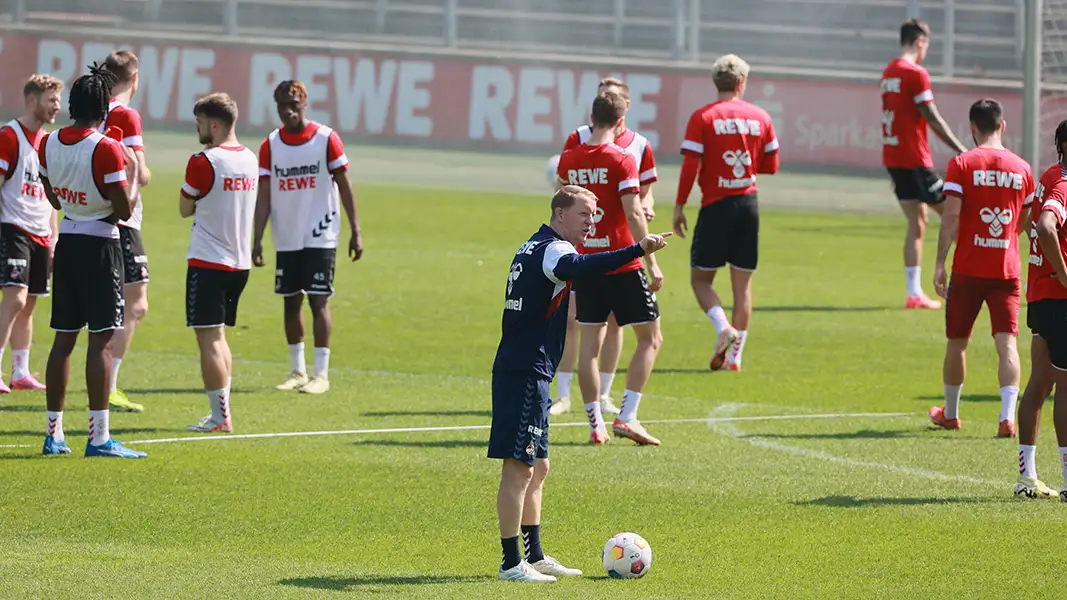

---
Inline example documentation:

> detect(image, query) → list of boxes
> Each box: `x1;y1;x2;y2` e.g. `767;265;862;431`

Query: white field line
708;403;1003;488
125;411;913;445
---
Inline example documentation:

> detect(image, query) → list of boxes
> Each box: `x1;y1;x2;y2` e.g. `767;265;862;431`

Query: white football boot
499;560;556;582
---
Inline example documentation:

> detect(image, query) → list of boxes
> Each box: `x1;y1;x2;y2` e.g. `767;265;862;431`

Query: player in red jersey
1013;120;1067;500
881;19;968;309
0;75;62;394
556;91;662;446
100;50;152;413
550;77;659;419
673;54;778;372
929;99;1033;438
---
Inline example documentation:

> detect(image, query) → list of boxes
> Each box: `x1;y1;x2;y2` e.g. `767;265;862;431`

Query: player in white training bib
38;64;145;459
180;93;258;434
0;75;62;394
252;80;363;395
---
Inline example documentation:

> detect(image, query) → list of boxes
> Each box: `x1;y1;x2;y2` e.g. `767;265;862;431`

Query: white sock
88;409;109;446
555;371;573;398
619;389;642;422
906;266;922;297
729;331;748;365
943;384;962;420
314;347;331;379
599;372;615;397
999;386;1020;422
289;343;306;374
11;349;29;380
208;387;230;422
110;357;122;393
584;401;604;433
1020;444;1037;480
1060;447;1067;486
707;306;729;336
46;410;64;442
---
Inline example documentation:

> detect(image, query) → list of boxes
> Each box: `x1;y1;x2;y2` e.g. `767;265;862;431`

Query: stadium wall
0;25;1045;169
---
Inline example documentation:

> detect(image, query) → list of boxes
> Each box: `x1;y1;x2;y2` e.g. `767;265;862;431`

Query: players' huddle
1;52;362;459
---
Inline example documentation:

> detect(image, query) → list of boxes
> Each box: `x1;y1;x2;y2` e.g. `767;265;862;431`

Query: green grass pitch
0;138;1064;599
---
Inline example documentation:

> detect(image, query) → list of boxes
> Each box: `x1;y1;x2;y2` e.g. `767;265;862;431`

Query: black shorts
488;371;550;466
574;269;660;327
119;226;149;285
690;193;759;271
50;234;123;333
1027;299;1067;370
276;248;335;296
887;167;945;204
0;223;51;296
186;266;250;328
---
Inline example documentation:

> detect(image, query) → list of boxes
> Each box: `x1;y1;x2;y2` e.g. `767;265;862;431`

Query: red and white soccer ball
602;532;652;579
546;154;561;190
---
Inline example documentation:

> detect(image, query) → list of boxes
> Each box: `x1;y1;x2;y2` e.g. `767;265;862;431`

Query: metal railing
4;0;1028;80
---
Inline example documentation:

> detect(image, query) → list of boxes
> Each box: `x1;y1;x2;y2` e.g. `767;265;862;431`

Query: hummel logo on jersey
311;210;336;238
275;162;321;191
719;150;755;189
505;263;524;311
583;207;610;249
980;207;1013;237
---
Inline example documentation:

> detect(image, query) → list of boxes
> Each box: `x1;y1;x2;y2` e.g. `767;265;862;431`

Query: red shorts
945;274;1021;339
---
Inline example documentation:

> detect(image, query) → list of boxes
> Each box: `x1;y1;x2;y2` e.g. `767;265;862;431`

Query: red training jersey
943;147;1034;280
1027;164;1067;302
680;99;778;206
556;143;641;274
563;127;658;185
880;58;934;169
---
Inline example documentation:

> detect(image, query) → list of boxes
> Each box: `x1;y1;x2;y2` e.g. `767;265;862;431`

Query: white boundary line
126;412;914;445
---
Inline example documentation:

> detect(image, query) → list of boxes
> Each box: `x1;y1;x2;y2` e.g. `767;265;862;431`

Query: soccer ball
602;532;652;579
546;154;561;190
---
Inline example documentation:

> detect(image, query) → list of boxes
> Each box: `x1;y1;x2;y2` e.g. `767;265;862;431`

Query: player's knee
87;331;115;353
533;459;550;483
128;297;148;322
690;268;714;287
2;288;27;313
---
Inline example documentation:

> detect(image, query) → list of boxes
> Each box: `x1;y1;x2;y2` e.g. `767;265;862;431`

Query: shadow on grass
362;410;492;418
278;574;492;590
0;427;184;438
354;439;485;449
124;387;255;395
741;429;917;441
752;305;891;313
0;404;43;413
794;495;1005;508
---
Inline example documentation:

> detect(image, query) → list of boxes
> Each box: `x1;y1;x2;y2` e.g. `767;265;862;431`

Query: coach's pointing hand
639;232;671;255
672;205;688;239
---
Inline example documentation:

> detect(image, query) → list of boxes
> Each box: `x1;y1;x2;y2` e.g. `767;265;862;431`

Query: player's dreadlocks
69;62;118;124
1056;119;1067;164
273;80;307;102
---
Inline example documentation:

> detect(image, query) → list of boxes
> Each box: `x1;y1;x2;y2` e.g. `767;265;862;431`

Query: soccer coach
489;184;670;582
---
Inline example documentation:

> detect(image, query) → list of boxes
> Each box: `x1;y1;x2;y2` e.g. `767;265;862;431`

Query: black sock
501;536;522;570
522;524;544;563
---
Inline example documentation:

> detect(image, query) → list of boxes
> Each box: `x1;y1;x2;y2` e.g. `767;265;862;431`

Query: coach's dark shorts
51;233;124;333
0;223;51;296
691;193;759;271
119;225;149;285
574;269;659;327
1028;299;1067;370
186;266;250;328
887;167;944;204
946;274;1020;339
488;371;550;466
276;248;336;297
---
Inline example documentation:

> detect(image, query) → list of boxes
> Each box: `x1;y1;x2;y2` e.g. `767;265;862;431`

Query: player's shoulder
737;100;773;122
1039;163;1067;183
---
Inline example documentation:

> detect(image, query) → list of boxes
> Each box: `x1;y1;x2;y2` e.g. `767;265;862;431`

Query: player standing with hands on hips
253;80;363;395
39;64;144;458
490;185;670;582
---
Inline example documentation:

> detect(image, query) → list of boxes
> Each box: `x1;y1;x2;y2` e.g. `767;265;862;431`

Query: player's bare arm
105;181;134;223
135;149;151;187
1036;211;1067;290
251;182;271;267
333;168;363;261
178;192;196;218
622;191;662;291
40;175;60;211
933;194;962;298
917;103;967;154
640;183;655;222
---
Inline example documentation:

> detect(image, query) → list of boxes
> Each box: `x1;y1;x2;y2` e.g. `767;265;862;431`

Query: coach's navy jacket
492;224;644;380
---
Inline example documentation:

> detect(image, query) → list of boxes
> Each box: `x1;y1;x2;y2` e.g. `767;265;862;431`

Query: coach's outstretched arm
550;234;668;283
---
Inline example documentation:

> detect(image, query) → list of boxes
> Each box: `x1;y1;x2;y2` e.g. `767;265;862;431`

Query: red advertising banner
0;32;1041;169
